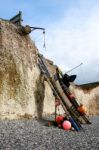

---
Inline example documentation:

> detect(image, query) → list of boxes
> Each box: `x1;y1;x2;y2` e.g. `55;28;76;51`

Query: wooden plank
9;11;22;26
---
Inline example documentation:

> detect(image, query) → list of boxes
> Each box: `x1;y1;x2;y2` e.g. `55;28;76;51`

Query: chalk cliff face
70;84;99;115
0;19;98;119
0;19;38;119
0;19;56;119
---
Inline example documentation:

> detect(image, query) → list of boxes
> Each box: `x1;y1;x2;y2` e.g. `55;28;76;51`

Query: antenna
66;63;83;74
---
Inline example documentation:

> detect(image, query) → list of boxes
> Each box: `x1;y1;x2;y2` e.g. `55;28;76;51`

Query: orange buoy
77;105;86;115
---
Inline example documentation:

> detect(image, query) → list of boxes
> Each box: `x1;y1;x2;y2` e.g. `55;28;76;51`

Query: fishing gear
38;54;82;131
56;67;91;124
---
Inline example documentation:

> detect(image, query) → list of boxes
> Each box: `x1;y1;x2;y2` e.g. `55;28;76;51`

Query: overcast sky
0;0;99;84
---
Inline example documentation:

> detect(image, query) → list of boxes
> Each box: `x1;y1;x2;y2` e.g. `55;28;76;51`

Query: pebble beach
0;116;99;150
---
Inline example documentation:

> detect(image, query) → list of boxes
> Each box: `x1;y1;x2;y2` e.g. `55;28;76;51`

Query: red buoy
55;116;64;124
55;100;60;106
69;94;75;99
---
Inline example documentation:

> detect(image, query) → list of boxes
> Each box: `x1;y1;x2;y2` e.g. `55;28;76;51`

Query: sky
0;0;99;84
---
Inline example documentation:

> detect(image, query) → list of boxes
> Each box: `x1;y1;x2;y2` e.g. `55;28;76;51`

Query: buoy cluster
55;115;71;130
